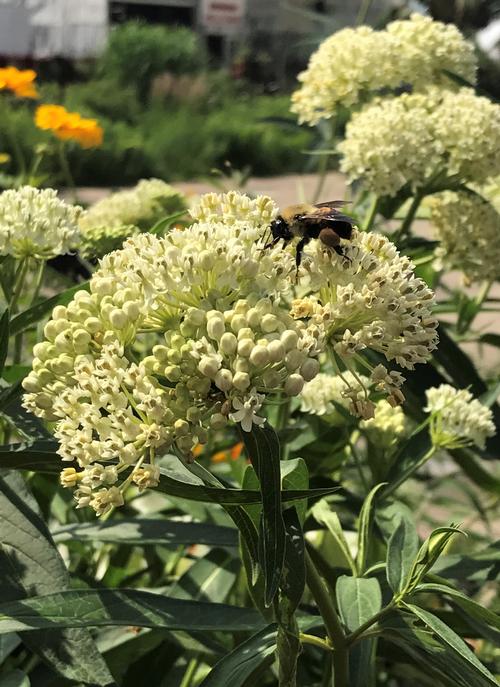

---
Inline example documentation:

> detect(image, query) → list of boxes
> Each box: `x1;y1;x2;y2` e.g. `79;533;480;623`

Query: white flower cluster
300;372;408;443
23;192;438;513
0;186;81;260
430;191;500;283
295;230;438;372
79;178;187;258
291;14;476;125
339;89;500;197
425;384;496;450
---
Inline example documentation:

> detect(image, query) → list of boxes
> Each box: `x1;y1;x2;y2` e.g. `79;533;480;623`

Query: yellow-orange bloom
35;104;103;148
211;442;244;464
0;66;38;98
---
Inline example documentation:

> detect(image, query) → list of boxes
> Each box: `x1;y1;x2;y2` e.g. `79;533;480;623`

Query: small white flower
230;390;266;432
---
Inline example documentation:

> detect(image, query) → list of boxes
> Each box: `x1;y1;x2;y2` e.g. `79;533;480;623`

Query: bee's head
270;216;293;241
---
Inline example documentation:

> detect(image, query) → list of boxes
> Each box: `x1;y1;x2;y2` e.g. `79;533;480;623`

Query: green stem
10;258;29;312
29;260;45;305
304;549;349;687
363;195;379;231
299;633;332;652
179;656;199;687
312;151;331;204
355;0;374;24
58;141;76;202
394;192;423;243
346;602;396;646
382;446;436;500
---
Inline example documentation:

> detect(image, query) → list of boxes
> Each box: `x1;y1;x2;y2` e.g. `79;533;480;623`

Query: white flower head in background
430;191;500;283
291;14;476;126
0;186;81;259
425;384;496;450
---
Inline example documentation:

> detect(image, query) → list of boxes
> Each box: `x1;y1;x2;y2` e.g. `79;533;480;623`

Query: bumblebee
264;201;355;269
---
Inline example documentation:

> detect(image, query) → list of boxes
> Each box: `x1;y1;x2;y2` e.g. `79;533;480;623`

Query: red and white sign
200;0;246;36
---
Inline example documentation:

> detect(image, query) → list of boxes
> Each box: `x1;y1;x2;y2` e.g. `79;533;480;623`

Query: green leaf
406;526;464;593
0;440;59;471
357;483;386;575
379;611;495;687
52;518;239;547
386;517;419;594
336;576;382;632
0;446;340;503
9;281;90;336
414;583;500;634
281;507;305;613
0;671;30;687
451;449;500;495
0;309;9;378
0;471;113;685
312;499;357;575
405;604;498;685
169;549;239;603
0;388;52;441
240;423;286;606
385;426;432;493
433;543;500;583
199;624;277;686
150;210;188;236
281;457;309;524
0;590;264;635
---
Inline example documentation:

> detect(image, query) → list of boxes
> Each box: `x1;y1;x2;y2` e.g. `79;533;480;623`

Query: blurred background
0;0;499;187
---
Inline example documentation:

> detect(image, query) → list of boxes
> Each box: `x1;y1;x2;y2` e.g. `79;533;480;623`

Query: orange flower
211;442;244;464
0;66;38;98
35;104;103;148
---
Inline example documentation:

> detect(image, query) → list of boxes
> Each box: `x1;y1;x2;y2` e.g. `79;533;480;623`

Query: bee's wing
314;200;351;209
297;209;355;223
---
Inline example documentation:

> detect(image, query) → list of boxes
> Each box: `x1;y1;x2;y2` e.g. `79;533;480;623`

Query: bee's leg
294;237;310;281
334;245;352;264
263;236;283;250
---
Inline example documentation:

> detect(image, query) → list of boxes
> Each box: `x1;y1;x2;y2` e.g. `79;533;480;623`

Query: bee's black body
265;201;355;269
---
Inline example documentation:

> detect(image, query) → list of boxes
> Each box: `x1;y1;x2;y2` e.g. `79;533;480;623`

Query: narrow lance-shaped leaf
0;444;340;504
199;624;277;687
9;281;90;336
52;518;239;547
357;482;387;575
240;423;286;607
0;589;264;635
0;471;113;685
405;603;498;686
312;499;357;575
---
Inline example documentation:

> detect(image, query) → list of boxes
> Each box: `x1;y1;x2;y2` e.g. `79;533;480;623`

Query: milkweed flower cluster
35;104;103;148
339;89;500;197
430;191;500;283
0;66;38;99
23;191;438;514
0;186;81;260
300;372;408;443
79;179;187;258
291;14;476;125
425;384;495;450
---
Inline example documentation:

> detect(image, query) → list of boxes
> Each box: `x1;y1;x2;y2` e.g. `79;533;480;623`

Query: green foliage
98;22;204;101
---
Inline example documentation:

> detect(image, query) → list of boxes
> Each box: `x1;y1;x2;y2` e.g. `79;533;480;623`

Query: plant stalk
304;549;349;687
363;195;379;231
383;446;436;500
394;192;423;243
58;141;77;202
